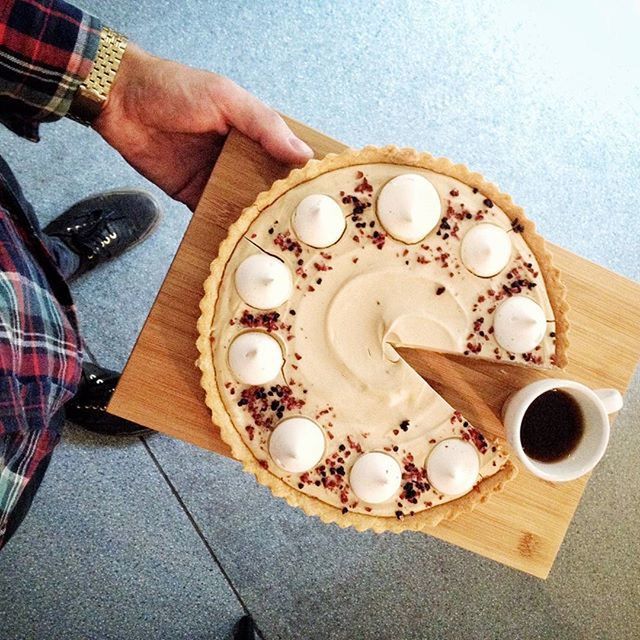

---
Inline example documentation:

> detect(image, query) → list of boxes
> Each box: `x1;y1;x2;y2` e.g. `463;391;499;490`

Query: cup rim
505;378;610;482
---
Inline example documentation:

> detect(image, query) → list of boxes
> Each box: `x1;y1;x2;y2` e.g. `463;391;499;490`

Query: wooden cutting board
109;120;640;579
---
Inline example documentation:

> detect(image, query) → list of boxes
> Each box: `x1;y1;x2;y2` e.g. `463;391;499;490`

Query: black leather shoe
44;189;161;281
65;362;153;437
233;616;259;640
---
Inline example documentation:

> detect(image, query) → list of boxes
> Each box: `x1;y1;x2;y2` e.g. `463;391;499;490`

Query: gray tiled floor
0;428;244;640
0;1;639;639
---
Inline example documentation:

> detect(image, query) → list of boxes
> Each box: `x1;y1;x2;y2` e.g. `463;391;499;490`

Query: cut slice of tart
197;146;569;532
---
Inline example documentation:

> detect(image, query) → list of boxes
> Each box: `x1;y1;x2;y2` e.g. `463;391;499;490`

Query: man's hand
94;44;313;210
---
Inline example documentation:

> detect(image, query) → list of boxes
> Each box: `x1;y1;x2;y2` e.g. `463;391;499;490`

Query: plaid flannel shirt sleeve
0;0;102;141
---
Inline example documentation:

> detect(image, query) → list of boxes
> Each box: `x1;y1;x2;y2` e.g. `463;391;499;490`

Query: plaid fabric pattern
0;427;59;545
0;210;83;437
0;0;102;140
0;208;83;547
0;0;98;546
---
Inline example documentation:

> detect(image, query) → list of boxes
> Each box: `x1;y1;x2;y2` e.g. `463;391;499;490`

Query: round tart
197;146;569;532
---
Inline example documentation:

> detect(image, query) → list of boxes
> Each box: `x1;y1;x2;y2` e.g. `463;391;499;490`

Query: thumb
219;80;314;165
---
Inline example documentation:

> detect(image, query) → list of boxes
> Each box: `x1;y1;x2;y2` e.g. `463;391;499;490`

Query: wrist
104;42;148;109
94;42;154;135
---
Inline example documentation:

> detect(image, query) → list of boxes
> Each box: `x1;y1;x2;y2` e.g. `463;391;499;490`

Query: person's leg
2;454;52;544
0;156;162;282
0;155;160;548
0;155;160;435
0;154;79;279
40;235;80;281
0;156;85;549
43;188;162;281
0;431;57;550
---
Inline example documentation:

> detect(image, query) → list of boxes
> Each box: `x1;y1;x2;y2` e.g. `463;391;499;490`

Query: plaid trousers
0;155;83;549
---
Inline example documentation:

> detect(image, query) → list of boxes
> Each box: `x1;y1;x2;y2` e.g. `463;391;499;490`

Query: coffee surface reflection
520;389;584;463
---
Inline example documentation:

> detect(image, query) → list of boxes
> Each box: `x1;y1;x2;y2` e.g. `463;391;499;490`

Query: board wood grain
109;120;640;579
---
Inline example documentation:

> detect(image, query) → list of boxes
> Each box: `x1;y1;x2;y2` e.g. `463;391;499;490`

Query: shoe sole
67;419;155;438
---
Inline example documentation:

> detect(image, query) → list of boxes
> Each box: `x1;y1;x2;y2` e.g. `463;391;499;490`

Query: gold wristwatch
67;26;128;126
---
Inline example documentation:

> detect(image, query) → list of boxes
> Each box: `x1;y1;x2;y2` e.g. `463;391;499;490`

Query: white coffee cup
502;378;623;482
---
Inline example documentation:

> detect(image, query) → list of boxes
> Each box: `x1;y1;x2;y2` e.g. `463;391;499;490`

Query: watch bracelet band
67;26;128;126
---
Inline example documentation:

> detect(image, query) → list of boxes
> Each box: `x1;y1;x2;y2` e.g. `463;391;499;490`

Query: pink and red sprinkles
450;411;488;454
274;230;303;257
342;193;371;216
347;435;363;453
237;384;306;430
341;172;390;250
295;437;370;511
499;267;538;297
434;247;450;269
462;428;488;454
400;453;431;508
521;351;544;366
369;230;386;250
354;172;373;194
436;217;460;241
511;218;525;233
235;309;291;333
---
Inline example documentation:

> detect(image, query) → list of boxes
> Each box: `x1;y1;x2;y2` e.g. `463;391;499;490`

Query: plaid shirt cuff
0;0;103;141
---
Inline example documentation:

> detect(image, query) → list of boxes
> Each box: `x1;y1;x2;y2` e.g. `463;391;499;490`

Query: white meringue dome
234;254;292;309
349;452;402;504
228;331;284;385
293;194;346;248
269;416;325;473
493;296;547;354
426;438;480;495
460;223;512;277
376;173;441;244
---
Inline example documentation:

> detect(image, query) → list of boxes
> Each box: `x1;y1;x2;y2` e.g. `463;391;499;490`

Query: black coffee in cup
520;389;584;462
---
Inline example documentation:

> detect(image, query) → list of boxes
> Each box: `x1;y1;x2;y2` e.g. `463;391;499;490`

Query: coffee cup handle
594;388;623;415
